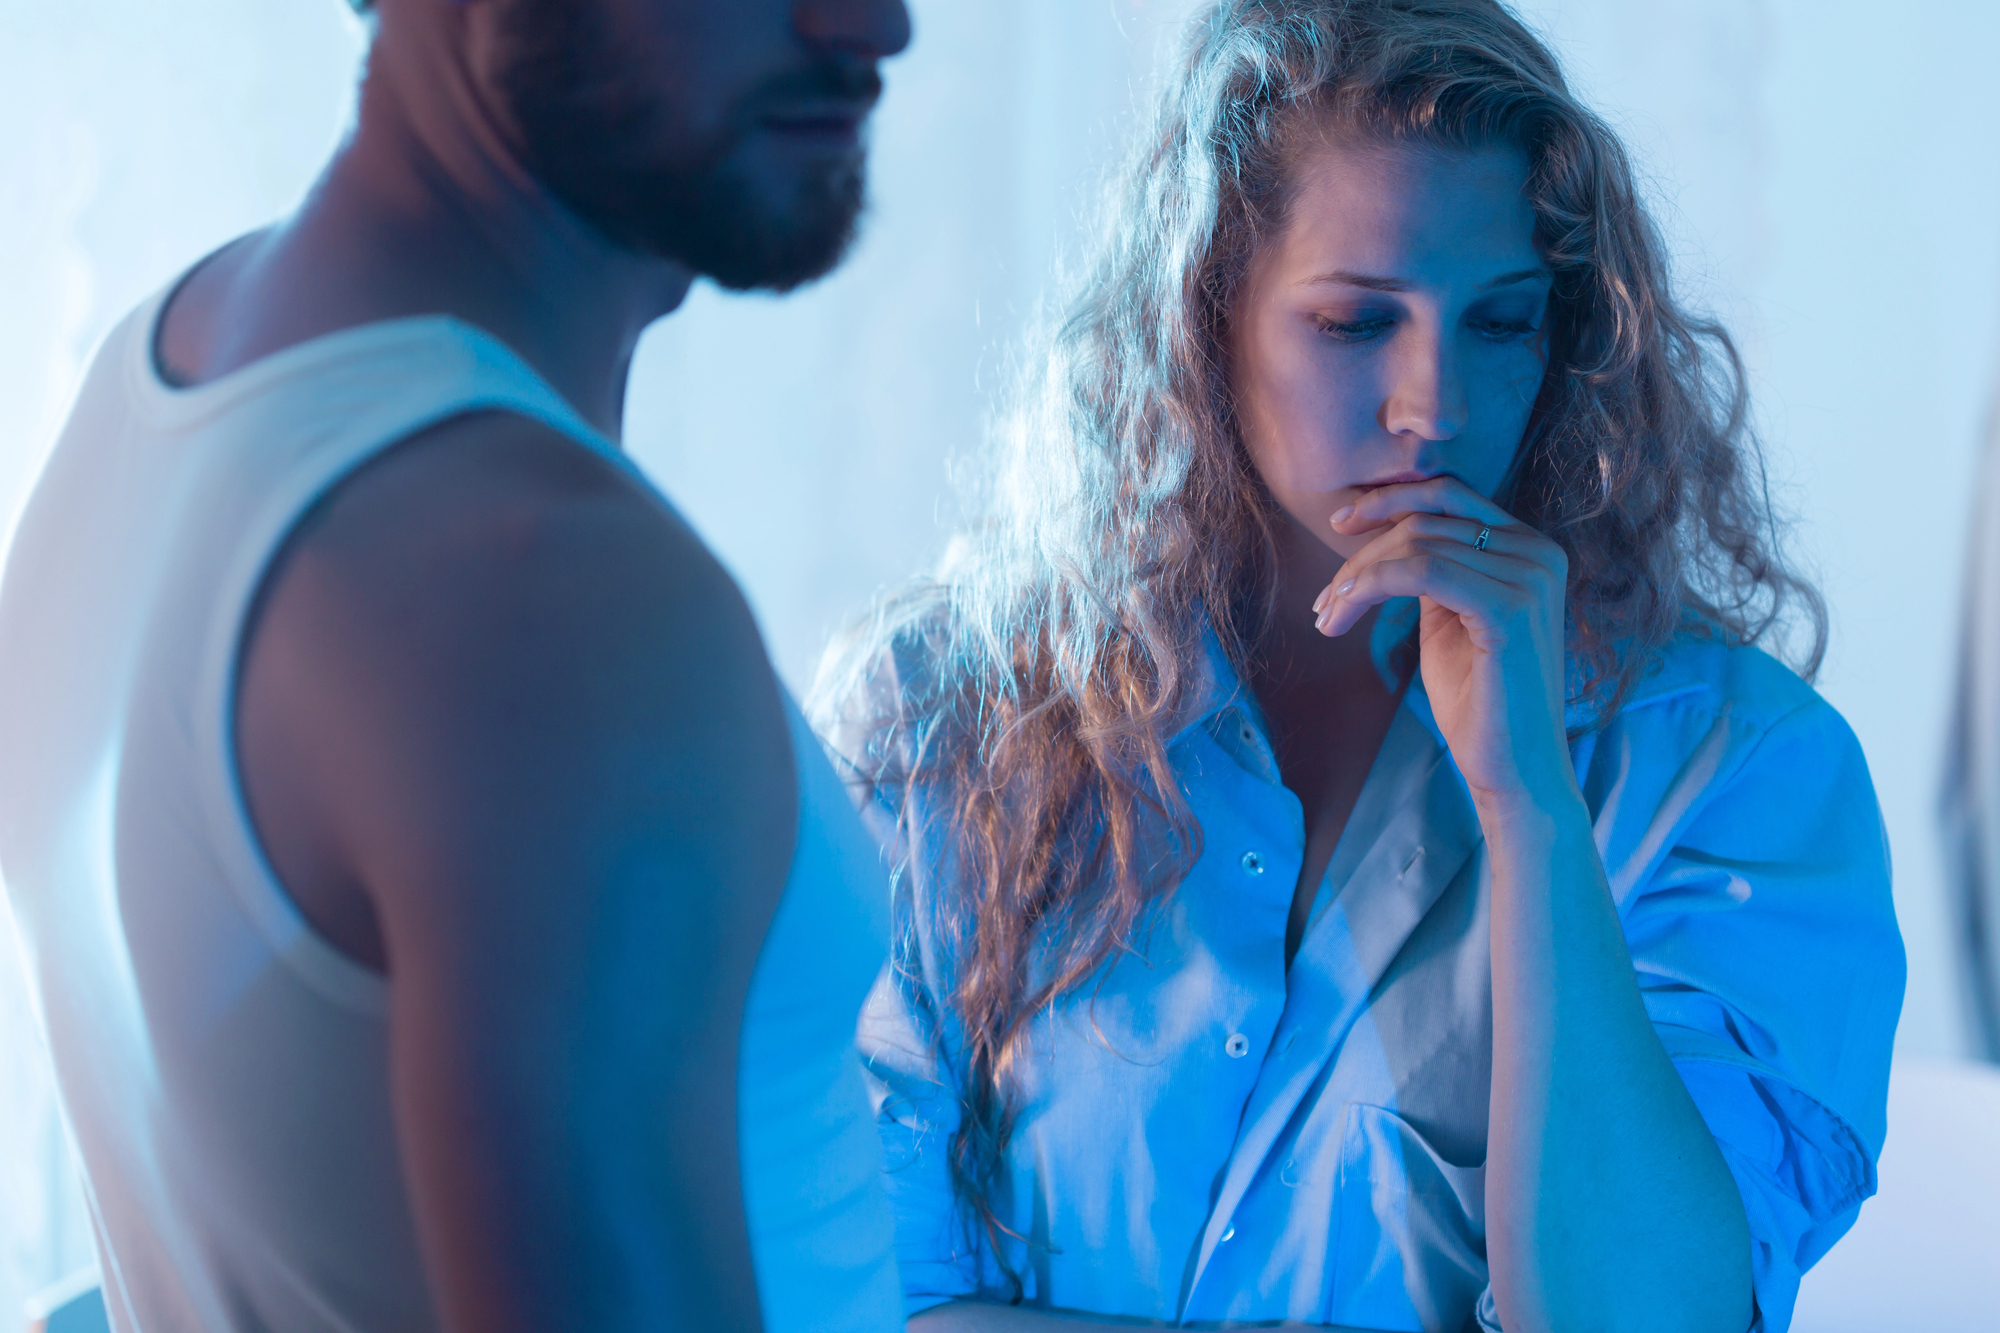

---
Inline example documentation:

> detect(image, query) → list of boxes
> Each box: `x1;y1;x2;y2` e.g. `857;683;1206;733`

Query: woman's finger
1310;512;1557;617
1370;511;1560;570
1316;543;1545;638
1330;473;1518;536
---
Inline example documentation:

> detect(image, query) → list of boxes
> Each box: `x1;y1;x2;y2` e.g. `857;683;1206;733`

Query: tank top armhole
179;326;629;1017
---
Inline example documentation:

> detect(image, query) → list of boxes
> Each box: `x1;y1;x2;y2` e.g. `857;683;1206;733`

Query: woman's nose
1380;333;1469;442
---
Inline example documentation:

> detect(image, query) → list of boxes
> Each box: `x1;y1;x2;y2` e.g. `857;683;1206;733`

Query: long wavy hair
815;0;1822;1289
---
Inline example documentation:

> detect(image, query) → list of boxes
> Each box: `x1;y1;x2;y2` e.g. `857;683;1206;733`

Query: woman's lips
1351;470;1438;490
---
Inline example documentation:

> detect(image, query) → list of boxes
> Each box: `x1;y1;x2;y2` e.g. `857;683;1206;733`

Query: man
0;0;911;1329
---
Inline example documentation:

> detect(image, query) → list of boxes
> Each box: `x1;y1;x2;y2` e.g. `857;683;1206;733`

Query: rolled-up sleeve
819;652;987;1319
857;968;981;1318
1616;693;1905;1332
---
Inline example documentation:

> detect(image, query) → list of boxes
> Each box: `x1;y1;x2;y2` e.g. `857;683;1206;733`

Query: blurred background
2;0;1996;1326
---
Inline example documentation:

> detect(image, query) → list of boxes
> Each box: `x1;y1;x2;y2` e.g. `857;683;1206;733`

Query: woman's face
1230;134;1552;558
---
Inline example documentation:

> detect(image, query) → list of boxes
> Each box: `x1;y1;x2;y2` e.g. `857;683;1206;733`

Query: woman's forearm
1479;786;1753;1333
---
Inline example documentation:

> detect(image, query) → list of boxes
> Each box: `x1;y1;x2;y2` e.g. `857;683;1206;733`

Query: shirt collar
1174;623;1249;745
1173;599;1432;775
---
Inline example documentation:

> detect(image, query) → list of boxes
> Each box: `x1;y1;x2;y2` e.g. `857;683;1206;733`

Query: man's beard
492;3;876;292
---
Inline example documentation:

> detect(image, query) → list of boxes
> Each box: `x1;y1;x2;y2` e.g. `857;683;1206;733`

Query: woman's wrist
1468;765;1593;864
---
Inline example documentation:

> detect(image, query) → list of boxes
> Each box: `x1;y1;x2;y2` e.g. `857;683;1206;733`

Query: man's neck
156;34;694;441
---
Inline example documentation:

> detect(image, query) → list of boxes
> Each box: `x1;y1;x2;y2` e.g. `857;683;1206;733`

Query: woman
817;2;1903;1330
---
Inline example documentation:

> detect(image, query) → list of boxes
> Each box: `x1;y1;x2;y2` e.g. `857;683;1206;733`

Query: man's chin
692;227;858;293
698;219;862;293
631;161;865;293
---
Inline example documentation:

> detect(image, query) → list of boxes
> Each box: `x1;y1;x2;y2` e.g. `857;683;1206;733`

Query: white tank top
0;284;902;1333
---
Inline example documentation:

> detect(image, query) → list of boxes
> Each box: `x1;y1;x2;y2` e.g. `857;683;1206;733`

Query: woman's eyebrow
1298;270;1410;291
1296;266;1552;291
1479;267;1552;289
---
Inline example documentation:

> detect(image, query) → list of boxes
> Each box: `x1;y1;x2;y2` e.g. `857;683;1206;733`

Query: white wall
645;0;2000;1062
1761;0;2000;1063
1507;0;2000;1060
1;0;1995;1319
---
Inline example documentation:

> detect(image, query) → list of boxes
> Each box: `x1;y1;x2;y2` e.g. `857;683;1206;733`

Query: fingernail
1315;609;1332;634
1337;578;1355;596
1330;505;1354;524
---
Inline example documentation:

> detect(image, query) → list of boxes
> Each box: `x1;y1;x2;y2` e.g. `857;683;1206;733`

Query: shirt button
1239;851;1265;875
1220;1225;1236;1242
1225;1033;1250;1058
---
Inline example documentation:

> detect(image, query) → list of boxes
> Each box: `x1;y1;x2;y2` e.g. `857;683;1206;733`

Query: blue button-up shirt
852;622;1904;1332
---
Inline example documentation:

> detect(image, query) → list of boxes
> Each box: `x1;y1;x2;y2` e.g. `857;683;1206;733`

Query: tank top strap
124;287;627;473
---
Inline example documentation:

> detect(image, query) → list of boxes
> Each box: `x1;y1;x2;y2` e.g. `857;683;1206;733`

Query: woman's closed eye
1313;313;1396;344
1311;310;1542;346
1469;315;1540;343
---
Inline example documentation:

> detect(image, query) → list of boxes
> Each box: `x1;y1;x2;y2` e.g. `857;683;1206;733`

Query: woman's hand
1318;478;1757;1333
1310;475;1570;806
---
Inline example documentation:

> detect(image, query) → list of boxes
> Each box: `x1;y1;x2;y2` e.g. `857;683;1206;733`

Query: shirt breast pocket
1326;1102;1489;1333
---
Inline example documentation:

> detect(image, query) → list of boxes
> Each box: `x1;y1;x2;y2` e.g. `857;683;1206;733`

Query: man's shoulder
291;410;750;653
312;410;703;560
236;405;798;932
247;406;784;774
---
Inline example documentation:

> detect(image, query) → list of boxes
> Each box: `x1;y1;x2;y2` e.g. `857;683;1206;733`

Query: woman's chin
1316;526;1372;560
1268;490;1373;559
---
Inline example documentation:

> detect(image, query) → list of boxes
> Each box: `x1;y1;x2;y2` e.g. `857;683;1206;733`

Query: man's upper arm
236;411;793;1332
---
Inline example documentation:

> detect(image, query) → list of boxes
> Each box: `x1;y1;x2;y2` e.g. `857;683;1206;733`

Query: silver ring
1472;525;1492;551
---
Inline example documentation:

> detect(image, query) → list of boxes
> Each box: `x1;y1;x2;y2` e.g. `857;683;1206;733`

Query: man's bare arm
238;413;794;1332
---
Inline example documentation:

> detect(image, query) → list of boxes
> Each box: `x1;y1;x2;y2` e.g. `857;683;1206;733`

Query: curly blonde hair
816;0;1821;1290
